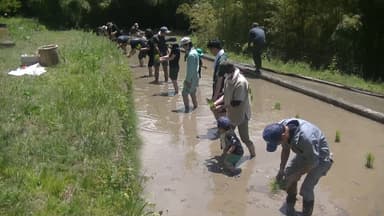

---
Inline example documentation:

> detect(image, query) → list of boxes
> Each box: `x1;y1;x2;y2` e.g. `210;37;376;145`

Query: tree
0;0;21;15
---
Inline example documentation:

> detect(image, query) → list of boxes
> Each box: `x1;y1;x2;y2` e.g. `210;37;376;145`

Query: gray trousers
286;156;333;201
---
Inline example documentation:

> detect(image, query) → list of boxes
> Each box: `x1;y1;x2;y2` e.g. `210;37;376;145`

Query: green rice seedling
206;98;214;109
335;130;341;142
273;102;281;110
269;179;281;194
365;152;375;168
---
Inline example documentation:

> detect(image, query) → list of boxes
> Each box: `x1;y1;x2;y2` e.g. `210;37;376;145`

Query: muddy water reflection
130;57;384;216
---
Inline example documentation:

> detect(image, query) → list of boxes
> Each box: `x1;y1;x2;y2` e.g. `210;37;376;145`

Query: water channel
128;56;384;216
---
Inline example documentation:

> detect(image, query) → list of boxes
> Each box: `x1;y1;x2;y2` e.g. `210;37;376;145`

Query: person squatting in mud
217;116;244;176
262;118;333;216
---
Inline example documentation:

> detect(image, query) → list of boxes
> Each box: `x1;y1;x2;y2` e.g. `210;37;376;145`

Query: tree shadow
171;107;194;113
239;67;262;79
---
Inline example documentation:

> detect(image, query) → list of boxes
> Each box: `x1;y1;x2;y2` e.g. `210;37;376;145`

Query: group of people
106;21;332;216
214;74;333;216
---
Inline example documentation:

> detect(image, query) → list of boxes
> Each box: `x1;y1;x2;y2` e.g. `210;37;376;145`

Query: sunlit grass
0;17;152;215
226;51;384;95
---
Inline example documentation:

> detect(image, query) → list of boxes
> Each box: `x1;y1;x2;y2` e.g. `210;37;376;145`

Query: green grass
227;51;384;95
0;17;153;215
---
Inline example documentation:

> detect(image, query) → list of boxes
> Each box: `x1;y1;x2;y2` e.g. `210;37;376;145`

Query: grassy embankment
229;52;384;94
186;35;384;94
0;18;152;215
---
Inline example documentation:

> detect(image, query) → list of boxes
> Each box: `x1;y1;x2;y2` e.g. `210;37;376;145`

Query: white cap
180;36;191;46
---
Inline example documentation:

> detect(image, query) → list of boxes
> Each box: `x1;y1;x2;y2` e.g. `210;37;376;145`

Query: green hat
196;48;204;56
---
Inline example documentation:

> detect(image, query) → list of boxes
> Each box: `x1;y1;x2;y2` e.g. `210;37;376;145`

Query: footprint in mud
149;80;162;85
135;74;151;79
171;107;195;113
153;92;177;97
164;187;176;192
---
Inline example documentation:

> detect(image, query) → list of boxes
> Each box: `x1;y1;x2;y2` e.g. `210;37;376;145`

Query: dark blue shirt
249;27;266;45
225;131;244;156
153;34;168;56
169;46;180;68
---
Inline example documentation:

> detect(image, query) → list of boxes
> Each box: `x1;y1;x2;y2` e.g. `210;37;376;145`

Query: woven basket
38;44;59;66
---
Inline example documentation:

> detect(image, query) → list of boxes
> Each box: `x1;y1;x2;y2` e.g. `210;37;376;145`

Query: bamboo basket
38;44;59;66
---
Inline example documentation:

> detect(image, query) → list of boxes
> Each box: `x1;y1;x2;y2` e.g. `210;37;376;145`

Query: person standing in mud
207;39;228;101
262;118;333;216
248;22;266;75
211;62;256;158
160;43;181;95
153;26;172;82
180;37;199;112
143;28;159;78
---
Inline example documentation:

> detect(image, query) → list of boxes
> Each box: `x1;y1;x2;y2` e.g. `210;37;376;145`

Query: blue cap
262;123;284;152
217;116;232;130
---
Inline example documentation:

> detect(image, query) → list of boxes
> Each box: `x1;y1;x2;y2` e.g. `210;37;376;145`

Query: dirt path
128;55;384;216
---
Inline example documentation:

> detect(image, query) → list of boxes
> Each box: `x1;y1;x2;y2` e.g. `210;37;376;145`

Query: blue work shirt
280;118;331;168
249;27;266;45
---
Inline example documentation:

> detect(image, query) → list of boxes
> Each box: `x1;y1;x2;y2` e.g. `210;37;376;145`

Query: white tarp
8;63;46;76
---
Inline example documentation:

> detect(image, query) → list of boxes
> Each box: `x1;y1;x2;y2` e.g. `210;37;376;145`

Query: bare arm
276;144;290;182
160;53;175;62
280;144;290;171
226;145;235;154
211;95;225;112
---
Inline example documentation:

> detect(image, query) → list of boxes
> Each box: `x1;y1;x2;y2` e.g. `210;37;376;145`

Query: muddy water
129;56;384;216
264;72;384;114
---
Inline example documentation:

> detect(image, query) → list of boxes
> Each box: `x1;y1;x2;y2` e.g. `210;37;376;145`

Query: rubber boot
247;143;256;158
302;200;314;216
286;193;297;216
